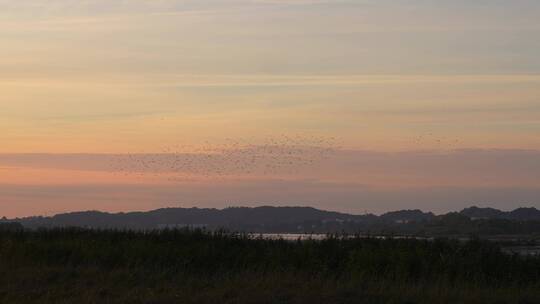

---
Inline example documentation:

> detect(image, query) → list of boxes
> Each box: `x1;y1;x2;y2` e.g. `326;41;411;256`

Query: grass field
0;228;539;303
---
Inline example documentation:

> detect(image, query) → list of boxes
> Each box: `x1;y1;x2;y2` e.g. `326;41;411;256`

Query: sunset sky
1;0;540;217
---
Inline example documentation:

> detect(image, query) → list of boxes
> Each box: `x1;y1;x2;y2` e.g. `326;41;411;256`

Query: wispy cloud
3;74;540;88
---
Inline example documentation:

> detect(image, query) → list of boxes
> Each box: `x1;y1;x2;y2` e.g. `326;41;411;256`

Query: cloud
4;74;540;88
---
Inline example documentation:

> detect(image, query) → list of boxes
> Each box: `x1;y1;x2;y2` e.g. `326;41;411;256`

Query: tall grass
0;228;539;303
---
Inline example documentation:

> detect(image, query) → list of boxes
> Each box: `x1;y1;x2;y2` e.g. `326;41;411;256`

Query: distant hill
460;206;540;221
460;207;505;220
380;209;435;223
507;207;540;221
7;206;373;231
2;206;540;235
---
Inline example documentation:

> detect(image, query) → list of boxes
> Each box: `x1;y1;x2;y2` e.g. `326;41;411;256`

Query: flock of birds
109;135;339;181
411;133;462;150
108;132;465;182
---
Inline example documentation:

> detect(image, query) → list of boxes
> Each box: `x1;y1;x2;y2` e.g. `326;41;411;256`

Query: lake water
501;246;540;256
253;234;540;256
252;233;432;241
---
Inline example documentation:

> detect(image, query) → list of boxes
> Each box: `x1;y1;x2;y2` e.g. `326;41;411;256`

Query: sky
1;0;540;217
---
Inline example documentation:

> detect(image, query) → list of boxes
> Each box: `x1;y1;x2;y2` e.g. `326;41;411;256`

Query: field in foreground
0;229;539;304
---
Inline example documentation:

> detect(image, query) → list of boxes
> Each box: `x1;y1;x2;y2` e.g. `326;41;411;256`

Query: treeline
0;228;539;303
4;206;540;237
310;214;540;236
0;222;23;232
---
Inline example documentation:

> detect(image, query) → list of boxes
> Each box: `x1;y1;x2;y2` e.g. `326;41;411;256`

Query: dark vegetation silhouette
0;228;539;303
